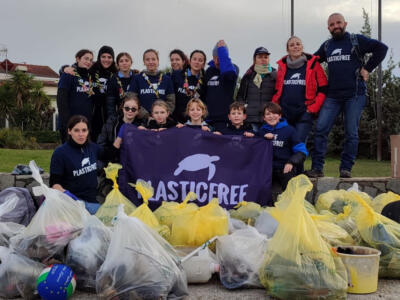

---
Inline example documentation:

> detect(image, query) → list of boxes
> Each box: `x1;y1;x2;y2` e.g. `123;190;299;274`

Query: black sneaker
340;169;352;178
305;169;324;178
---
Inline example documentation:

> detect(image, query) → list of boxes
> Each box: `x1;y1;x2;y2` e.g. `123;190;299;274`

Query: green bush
24;130;60;143
0;128;39;149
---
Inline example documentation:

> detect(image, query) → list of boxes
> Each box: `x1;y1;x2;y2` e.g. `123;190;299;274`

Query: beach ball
36;264;76;300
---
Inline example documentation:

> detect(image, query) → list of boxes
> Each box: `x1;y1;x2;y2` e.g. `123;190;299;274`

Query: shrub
0;128;39;149
24;130;60;143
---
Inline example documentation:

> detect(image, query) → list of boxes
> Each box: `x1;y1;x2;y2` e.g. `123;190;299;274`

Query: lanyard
142;72;163;99
74;71;94;96
183;68;202;98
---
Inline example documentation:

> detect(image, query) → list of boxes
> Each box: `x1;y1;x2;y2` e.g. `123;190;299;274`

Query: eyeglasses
124;106;138;112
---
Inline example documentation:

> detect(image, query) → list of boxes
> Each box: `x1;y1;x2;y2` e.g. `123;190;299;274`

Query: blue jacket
315;32;388;99
257;119;308;170
50;141;101;203
204;47;238;121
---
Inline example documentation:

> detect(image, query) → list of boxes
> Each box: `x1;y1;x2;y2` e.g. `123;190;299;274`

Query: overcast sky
1;0;399;76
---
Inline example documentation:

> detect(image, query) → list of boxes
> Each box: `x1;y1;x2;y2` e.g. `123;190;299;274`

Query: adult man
204;40;239;131
306;13;388;178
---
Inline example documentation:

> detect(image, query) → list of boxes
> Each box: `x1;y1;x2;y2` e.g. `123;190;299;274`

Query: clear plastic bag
0;187;36;225
254;211;278;238
66;215;112;292
96;206;188;299
10;160;88;263
96;163;136;226
259;175;348;299
217;226;268;289
0;246;45;299
0;222;25;247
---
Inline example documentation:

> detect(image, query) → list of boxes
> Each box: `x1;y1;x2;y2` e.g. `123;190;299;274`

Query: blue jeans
289;112;314;143
312;95;366;172
84;201;101;215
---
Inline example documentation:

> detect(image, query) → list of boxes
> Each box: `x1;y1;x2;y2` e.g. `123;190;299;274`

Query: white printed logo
210;76;219;81
174;154;220;181
290;73;301;80
331;48;342;56
81;157;90;167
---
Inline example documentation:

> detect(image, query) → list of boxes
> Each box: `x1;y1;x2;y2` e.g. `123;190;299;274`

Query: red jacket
272;54;328;114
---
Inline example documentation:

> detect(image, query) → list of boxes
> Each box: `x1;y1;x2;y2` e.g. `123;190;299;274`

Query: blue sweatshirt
58;72;93;123
279;64;307;121
204;47;238;121
257;119;308;170
128;71;174;113
50;141;100;203
315;32;388;99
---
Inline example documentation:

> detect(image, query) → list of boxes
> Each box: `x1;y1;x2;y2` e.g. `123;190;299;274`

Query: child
216;101;255;136
257;102;307;191
145;100;177;131
176;98;212;131
113;100;175;149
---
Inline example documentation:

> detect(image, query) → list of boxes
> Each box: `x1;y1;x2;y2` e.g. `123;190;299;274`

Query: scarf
286;54;307;69
253;64;270;88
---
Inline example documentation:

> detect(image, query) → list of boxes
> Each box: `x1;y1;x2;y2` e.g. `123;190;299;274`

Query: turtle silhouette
174;154;220;181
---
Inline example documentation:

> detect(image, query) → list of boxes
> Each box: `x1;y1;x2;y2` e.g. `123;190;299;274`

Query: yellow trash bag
154;192;198;228
316;188;371;214
304;199;318;215
229;201;262;225
129;180;170;240
170;198;228;247
259;175;347;299
371;191;400;213
311;214;355;246
96;163;136;226
350;191;400;278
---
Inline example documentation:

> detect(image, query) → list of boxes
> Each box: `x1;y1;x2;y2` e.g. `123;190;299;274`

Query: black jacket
236;67;277;123
219;122;254;135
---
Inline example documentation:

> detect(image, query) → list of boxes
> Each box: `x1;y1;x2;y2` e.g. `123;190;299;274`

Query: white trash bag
0;222;25;247
96;205;188;299
66;215;112;292
254;211;279;238
216;226;269;289
10;160;89;263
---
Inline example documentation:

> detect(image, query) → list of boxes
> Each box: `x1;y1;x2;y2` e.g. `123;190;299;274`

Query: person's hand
264;133;274;139
158;128;167;131
214;131;222;135
64;66;75;75
113;137;122;149
176;123;185;128
244;132;254;137
217;40;226;48
201;126;211;132
138;126;147;130
360;67;369;81
283;163;293;174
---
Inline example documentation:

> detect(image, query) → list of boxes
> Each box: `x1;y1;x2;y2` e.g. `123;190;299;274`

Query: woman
97;92;143;168
50;115;102;215
272;36;328;143
57;49;94;143
236;47;277;131
169;49;189;72
128;49;175;118
89;45;118;142
106;52;139;119
171;50;206;123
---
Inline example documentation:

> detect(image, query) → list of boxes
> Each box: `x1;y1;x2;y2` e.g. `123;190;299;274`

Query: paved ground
12;277;395;300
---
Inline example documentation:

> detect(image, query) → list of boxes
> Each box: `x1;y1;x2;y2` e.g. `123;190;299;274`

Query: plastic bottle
182;249;220;283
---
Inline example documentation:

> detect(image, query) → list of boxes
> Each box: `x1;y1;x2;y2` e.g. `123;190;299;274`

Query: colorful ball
36;264;76;300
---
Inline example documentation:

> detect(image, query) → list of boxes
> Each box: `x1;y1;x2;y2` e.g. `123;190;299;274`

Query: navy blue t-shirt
128;72;174;112
58;73;93;121
50;141;100;203
280;64;307;121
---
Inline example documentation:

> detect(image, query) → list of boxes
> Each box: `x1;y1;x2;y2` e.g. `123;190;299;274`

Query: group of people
53;13;388;214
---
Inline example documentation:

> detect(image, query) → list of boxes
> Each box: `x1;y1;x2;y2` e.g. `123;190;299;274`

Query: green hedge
24;130;60;143
0;128;39;149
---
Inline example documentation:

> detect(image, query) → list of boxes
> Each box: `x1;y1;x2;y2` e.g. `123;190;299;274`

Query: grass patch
0;149;392;177
0;148;54;172
305;157;391;177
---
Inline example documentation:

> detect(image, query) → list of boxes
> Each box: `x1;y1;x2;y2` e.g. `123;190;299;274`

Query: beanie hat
212;43;229;57
97;45;115;61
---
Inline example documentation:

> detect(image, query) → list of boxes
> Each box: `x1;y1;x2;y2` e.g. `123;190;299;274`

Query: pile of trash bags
2;159;400;299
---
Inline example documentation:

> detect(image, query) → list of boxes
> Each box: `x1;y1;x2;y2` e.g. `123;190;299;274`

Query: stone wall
1;172;400;203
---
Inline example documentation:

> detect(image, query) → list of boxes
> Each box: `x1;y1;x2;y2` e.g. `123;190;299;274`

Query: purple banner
119;125;272;210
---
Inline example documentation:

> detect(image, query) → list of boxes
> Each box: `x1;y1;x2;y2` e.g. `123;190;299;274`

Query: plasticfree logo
331;48;342;55
174;153;220;181
290;73;301;80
